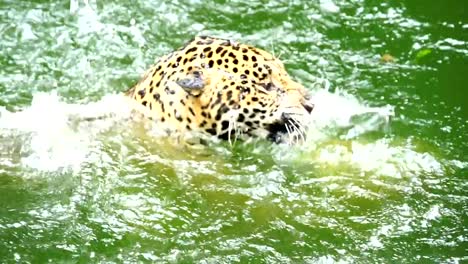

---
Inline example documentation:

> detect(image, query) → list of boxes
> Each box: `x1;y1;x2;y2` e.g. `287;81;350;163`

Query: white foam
280;89;460;177
307;88;394;140
320;0;340;13
0;92;133;172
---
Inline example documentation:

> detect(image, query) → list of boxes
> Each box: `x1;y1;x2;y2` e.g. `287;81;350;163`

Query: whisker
227;112;241;146
234;120;242;143
288;119;305;143
276;50;284;61
284;113;308;136
228;116;234;146
287;121;299;144
232;118;239;145
284;124;292;145
270;40;276;58
294;119;307;138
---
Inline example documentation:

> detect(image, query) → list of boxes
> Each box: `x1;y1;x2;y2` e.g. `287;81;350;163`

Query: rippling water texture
0;0;467;263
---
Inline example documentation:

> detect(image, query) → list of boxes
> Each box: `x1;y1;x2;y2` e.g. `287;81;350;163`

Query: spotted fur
126;36;313;143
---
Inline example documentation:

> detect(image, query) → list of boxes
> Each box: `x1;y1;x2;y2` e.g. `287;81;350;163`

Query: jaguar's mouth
266;113;306;144
267;122;289;143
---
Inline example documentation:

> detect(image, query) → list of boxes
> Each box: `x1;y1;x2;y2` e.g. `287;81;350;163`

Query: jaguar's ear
176;70;205;97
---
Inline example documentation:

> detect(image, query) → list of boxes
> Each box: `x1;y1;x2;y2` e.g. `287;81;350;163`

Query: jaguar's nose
281;112;293;123
302;102;314;114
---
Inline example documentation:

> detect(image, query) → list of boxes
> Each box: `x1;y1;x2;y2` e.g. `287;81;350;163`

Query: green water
0;0;467;263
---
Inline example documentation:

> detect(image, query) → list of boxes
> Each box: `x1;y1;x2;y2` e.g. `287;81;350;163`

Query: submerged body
126;36;313;143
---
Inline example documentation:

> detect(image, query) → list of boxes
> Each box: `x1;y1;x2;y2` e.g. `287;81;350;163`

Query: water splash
0;89;461;180
0;92;133;172
308;88;394;140
278;88;465;178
